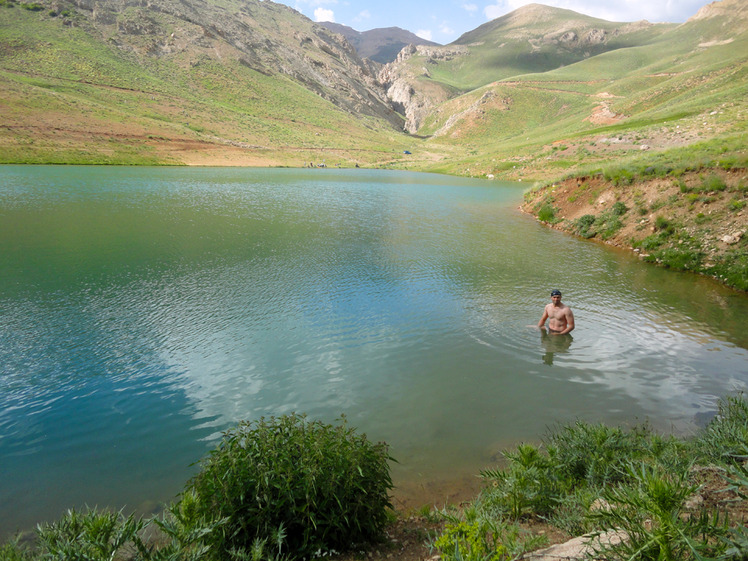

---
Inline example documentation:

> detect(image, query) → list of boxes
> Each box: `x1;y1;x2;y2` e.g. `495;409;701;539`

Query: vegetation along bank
522;138;747;292
2;395;747;560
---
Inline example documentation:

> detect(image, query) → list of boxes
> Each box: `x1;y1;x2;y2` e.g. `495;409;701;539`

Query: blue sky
280;0;717;44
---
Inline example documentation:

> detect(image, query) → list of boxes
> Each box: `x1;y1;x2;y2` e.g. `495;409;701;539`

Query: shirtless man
538;289;575;335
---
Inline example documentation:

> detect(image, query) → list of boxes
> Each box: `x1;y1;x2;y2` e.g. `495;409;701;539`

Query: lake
1;165;747;536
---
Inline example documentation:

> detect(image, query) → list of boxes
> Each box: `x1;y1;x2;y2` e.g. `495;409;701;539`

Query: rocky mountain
14;0;403;127
1;0;745;171
317;22;438;64
377;3;674;133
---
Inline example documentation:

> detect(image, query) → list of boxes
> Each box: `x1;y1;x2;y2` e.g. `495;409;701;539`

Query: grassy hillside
0;0;417;166
405;2;747;181
1;0;745;182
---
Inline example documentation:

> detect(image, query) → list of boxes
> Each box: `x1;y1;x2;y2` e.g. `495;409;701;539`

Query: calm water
1;166;747;535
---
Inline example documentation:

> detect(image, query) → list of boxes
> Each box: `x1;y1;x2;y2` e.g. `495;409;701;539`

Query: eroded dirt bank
521;168;747;291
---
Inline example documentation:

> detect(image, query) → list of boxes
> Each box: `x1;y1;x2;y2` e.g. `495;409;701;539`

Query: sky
279;0;718;44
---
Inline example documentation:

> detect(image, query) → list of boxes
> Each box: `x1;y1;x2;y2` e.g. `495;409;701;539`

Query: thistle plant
429;504;546;561
586;463;730;561
35;507;149;561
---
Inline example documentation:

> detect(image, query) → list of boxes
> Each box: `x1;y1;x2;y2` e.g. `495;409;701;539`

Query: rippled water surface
1;166;747;535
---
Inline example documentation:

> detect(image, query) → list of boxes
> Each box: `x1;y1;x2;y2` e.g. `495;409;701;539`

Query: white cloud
416;29;433;41
440;22;455;36
314;7;335;22
462;2;478;13
354;9;371;22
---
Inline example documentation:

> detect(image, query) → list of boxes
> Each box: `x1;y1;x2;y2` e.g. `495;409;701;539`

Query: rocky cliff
58;0;404;128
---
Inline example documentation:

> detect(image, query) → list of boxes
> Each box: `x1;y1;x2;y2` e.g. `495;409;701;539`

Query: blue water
1;166;747;536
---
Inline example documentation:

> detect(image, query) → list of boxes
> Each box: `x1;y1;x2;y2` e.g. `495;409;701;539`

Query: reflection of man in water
538;289;575;335
540;326;572;365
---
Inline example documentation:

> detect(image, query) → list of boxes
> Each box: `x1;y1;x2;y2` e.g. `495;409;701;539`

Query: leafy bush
432;519;508;561
696;394;748;465
587;463;730;561
709;248;748;291
151;490;228;561
654;215;673;232
574;202;628;241
544;422;687;487
0;538;33;561
701;174;727;192
185;414;394;560
724;461;748;558
478;444;560;519
611;201;628;216
604;167;635;186
35;507;148;561
537;203;557;223
574;214;597;238
430;505;546;561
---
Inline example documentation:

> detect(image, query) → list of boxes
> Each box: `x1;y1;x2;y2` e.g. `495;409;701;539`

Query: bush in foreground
0;414;393;561
186;413;394;560
430;393;748;561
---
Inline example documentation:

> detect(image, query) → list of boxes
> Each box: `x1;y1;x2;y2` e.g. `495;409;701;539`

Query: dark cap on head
551;289;562;296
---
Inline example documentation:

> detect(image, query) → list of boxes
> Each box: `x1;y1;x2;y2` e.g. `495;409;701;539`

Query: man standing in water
538;289;575;335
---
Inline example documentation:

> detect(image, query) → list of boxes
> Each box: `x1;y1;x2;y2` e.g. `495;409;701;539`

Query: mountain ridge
0;0;745;173
317;22;438;64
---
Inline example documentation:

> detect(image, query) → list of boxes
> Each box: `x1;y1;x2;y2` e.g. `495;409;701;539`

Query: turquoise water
1;166;747;535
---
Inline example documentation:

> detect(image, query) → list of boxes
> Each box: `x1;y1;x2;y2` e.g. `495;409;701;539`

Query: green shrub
546;485;602;536
546;422;659;487
599;217;623;240
537;203;556;223
430;505;546;561
185;414;394;560
575;214;597;238
640;229;679;250
432;519;508;561
0;538;34;561
152;490;228;561
701;173;727;192
35;507;148;561
724;460;748;558
661;248;703;271
478;444;561;519
587;463;729;561
611;201;628;216
728;198;746;211
696;394;748;465
694;212;710;224
709;248;748;291
20;2;43;10
654;215;672;232
604;167;635;186
677;180;692;193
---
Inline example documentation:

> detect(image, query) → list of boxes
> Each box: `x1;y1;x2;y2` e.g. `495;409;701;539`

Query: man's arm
558;308;575;335
538;306;549;328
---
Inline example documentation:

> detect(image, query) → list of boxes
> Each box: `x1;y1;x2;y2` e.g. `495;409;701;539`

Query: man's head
551;289;562;297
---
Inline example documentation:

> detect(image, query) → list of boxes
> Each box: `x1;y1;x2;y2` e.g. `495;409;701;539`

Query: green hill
0;0;745;177
399;0;747;181
0;0;414;166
